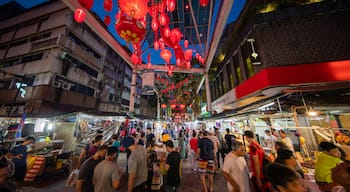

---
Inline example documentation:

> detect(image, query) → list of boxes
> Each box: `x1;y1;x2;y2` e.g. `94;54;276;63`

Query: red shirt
248;141;265;179
189;137;198;153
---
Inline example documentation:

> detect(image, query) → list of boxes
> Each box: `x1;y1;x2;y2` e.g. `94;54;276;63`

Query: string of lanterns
73;0;208;75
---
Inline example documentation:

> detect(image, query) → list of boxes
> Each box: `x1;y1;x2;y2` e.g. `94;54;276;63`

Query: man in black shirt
164;140;181;192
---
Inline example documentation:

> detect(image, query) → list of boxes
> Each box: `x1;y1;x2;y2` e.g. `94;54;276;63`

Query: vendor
315;141;342;192
6;136;35;181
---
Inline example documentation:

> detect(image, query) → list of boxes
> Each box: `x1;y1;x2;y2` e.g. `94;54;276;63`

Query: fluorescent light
258;102;275;110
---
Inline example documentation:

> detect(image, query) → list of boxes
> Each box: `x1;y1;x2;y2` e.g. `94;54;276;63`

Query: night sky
0;0;246;64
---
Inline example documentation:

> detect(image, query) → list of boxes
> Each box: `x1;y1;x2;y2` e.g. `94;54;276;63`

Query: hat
122;136;135;149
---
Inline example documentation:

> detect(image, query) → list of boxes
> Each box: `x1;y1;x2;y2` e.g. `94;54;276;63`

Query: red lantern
74;8;86;23
115;14;146;44
184;49;193;61
200;0;209;7
184;40;189;48
161;104;167;108
164;27;171;38
151;19;159;31
170;28;182;44
180;104;186;109
104;15;111;25
78;0;94;10
147;62;151;69
159;13;167;26
167;0;176;12
170;104;176;109
160;49;172;63
103;0;113;12
119;0;148;19
154;40;159;50
196;53;200;60
186;61;191;69
176;59;181;66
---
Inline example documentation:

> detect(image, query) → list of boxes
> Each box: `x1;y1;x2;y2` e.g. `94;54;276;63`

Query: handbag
151;173;163;190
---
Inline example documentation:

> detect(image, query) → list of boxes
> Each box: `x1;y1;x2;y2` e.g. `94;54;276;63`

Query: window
22;53;43;63
9;39;28;47
68;32;101;59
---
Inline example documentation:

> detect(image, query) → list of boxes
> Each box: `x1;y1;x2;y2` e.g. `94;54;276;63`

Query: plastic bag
66;169;79;187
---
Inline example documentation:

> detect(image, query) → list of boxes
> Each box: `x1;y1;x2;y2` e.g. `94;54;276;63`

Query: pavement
16;153;229;192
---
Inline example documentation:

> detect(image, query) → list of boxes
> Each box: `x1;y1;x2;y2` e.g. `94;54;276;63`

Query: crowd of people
0;126;349;192
62;126;350;192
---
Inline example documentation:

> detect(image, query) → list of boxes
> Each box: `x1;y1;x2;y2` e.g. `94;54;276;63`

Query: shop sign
53;75;76;91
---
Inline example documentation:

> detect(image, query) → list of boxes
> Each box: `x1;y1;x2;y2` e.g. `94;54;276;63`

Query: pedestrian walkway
17;153;228;192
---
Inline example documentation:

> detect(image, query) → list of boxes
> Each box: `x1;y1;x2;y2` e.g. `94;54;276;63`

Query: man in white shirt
222;141;252;192
263;130;277;151
279;130;294;152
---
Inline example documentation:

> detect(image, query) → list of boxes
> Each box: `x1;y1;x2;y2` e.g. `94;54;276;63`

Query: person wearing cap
244;130;266;192
123;136;148;192
76;145;108;192
222;141;252;192
6;136;35;181
164;140;181;191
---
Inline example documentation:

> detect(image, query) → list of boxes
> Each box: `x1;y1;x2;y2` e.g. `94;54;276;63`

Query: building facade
0;0;143;117
210;0;350;113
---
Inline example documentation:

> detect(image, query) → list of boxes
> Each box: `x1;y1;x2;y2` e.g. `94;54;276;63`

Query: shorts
197;160;215;175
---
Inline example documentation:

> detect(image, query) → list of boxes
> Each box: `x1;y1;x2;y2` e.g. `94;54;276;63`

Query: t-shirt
166;151;181;187
93;160;121;192
189;137;198;153
248;141;265;179
225;134;235;151
128;145;148;187
111;141;120;158
78;157;101;192
223;153;251;192
282;137;294;152
10;145;27;167
87;145;99;158
198;137;214;160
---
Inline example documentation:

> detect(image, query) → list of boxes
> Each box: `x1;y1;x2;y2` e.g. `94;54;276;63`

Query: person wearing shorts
197;131;214;192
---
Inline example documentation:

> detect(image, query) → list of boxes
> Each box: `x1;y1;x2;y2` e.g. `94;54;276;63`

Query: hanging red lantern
151;19;159;31
184;40;189;48
170;104;176;109
119;0;148;19
161;104;167;108
176;59;181;66
164;27;171;38
104;15;111;25
167;0;176;12
115;14;146;44
159;13;167;26
74;8;86;23
78;0;94;10
196;53;200;60
186;61;191;69
184;49;193;61
103;0;113;12
154;40;159;50
160;49;172;63
131;53;141;65
180;104;186;109
170;28;182;44
199;0;209;7
147;62;151;69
